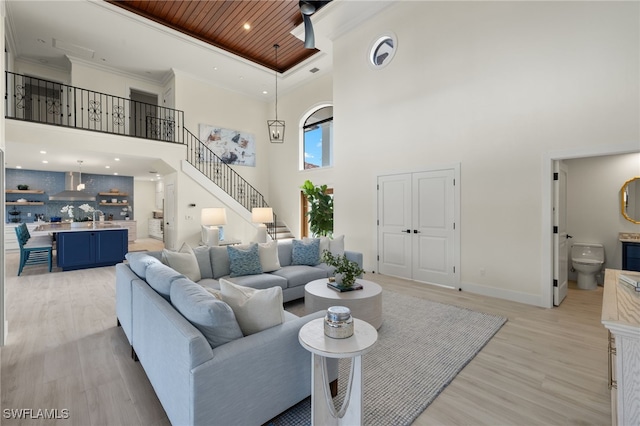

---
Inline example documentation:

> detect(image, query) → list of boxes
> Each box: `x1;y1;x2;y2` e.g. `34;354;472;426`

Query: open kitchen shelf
98;192;129;196
6;189;44;194
6;201;44;205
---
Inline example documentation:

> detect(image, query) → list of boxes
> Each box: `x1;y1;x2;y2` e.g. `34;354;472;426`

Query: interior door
164;182;176;250
377;174;412;279
553;161;569;306
412;170;455;286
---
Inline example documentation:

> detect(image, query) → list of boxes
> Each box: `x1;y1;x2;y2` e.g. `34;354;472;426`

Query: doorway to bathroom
544;144;640;308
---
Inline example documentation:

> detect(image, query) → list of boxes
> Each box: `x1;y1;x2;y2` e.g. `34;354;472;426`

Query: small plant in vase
322;250;365;289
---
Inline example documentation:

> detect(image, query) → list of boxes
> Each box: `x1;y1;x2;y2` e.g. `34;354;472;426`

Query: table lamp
201;208;227;246
252;207;273;243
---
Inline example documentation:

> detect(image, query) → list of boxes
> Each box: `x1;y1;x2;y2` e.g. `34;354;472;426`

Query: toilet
571;243;605;290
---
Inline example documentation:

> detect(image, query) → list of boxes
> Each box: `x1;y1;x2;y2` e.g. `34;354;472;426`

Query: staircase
5;71;295;241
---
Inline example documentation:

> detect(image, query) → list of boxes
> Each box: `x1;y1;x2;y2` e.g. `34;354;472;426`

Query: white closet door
377;174;412;279
412;170;455;286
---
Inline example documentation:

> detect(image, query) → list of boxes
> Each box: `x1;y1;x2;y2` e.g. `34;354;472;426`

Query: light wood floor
1;245;610;425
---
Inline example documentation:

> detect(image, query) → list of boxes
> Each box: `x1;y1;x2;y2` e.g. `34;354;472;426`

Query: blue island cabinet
57;229;128;270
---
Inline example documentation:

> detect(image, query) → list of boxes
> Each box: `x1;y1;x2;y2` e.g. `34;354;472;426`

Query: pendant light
76;160;85;190
267;44;285;143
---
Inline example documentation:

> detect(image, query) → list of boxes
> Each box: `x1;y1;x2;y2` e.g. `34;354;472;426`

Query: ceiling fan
299;1;332;49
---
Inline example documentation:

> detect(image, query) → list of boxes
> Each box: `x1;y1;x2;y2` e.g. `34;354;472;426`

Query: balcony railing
5;71;277;240
5;72;184;143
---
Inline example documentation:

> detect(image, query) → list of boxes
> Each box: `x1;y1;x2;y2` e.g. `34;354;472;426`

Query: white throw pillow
162;243;202;282
219;279;285;336
305;236;330;262
329;235;345;256
258;241;281;272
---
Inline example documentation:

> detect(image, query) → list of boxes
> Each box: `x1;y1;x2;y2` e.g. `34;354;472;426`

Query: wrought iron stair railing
184;129;277;239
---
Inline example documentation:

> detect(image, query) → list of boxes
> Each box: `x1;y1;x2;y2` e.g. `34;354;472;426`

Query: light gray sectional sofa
115;239;362;425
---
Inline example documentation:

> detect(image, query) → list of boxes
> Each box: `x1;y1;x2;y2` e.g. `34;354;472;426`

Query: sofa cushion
271;265;329;288
192;245;214;279
210;246;231;279
291;239;320;266
146;262;185;300
277;240;293;267
219;279;285;336
258;241;281;272
170;278;243;348
125;252;162;279
224;273;287;291
227;244;263;277
162;243;201;282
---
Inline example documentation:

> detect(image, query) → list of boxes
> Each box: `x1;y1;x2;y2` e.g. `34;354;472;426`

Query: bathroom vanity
601;268;640;426
620;233;640;272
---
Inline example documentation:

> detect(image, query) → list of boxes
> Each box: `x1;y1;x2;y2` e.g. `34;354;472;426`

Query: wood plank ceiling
107;0;323;73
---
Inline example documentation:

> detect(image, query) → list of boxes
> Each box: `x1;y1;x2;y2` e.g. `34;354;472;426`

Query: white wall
171;71;271;246
267;73;333;238
273;1;639;306
133;179;156;238
565;153;640;281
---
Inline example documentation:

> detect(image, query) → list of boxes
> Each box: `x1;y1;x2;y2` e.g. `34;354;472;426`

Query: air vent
309;67;320;73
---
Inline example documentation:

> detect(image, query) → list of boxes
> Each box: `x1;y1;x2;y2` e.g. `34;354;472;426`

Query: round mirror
621;177;640;224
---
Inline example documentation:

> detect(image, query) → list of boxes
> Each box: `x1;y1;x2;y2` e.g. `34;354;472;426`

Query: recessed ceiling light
243;23;251;30
114;158;120;161
40;150;46;154
105;165;110;169
113;172;118;175
213;67;218;71
42;160;48;164
262;90;268;95
16;165;22;169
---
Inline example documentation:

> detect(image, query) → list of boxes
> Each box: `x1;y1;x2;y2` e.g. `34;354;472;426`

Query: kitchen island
34;222;128;271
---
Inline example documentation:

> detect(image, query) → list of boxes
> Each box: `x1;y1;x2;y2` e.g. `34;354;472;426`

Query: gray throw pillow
210;246;231;279
170;278;243;348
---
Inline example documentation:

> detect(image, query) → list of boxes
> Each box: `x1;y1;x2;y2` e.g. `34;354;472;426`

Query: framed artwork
198;124;256;167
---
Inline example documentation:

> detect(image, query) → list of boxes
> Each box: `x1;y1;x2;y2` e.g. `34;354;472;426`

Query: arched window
301;105;333;170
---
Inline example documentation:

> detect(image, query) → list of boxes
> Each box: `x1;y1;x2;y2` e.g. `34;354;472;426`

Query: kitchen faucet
92;209;104;227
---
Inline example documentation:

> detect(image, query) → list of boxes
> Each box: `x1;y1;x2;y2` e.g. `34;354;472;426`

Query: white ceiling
3;0;393;180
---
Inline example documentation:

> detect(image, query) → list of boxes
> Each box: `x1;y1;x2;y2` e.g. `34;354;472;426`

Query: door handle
567;234;573;239
404;229;411;233
413;230;420;233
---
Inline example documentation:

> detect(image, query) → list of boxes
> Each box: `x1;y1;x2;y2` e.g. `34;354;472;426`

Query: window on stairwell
301;105;333;170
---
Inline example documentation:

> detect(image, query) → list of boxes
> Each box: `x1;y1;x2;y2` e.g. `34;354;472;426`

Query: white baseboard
461;281;545;308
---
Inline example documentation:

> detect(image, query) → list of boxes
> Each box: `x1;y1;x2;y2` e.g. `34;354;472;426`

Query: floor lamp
252;207;273;243
201;208;227;246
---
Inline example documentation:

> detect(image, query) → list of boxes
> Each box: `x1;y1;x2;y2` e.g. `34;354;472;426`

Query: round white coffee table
299;318;378;426
305;279;383;329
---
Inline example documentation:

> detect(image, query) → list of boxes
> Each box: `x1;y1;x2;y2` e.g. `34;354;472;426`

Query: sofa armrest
190;311;338;425
345;250;363;268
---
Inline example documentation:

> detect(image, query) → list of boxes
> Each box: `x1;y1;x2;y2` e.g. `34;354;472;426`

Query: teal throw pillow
292;238;320;266
227;243;263;277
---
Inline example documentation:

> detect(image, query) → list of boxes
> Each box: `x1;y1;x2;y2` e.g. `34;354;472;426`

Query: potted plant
301;180;333;237
322;250;364;289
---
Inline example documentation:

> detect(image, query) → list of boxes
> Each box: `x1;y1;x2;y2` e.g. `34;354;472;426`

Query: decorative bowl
17;184;29;190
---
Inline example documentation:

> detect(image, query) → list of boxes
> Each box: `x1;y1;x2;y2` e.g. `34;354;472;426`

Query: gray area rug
269;290;507;426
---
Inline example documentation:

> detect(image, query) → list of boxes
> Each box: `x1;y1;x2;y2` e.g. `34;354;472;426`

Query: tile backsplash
6;169;134;223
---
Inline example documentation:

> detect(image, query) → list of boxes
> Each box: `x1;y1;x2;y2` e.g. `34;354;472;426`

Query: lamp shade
201;208;227;226
252;207;273;224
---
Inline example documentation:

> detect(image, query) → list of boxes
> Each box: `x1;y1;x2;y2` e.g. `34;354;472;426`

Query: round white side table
305;279;383;329
298;318;378;426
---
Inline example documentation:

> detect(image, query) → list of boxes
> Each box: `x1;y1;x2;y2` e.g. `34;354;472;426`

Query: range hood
49;172;96;201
